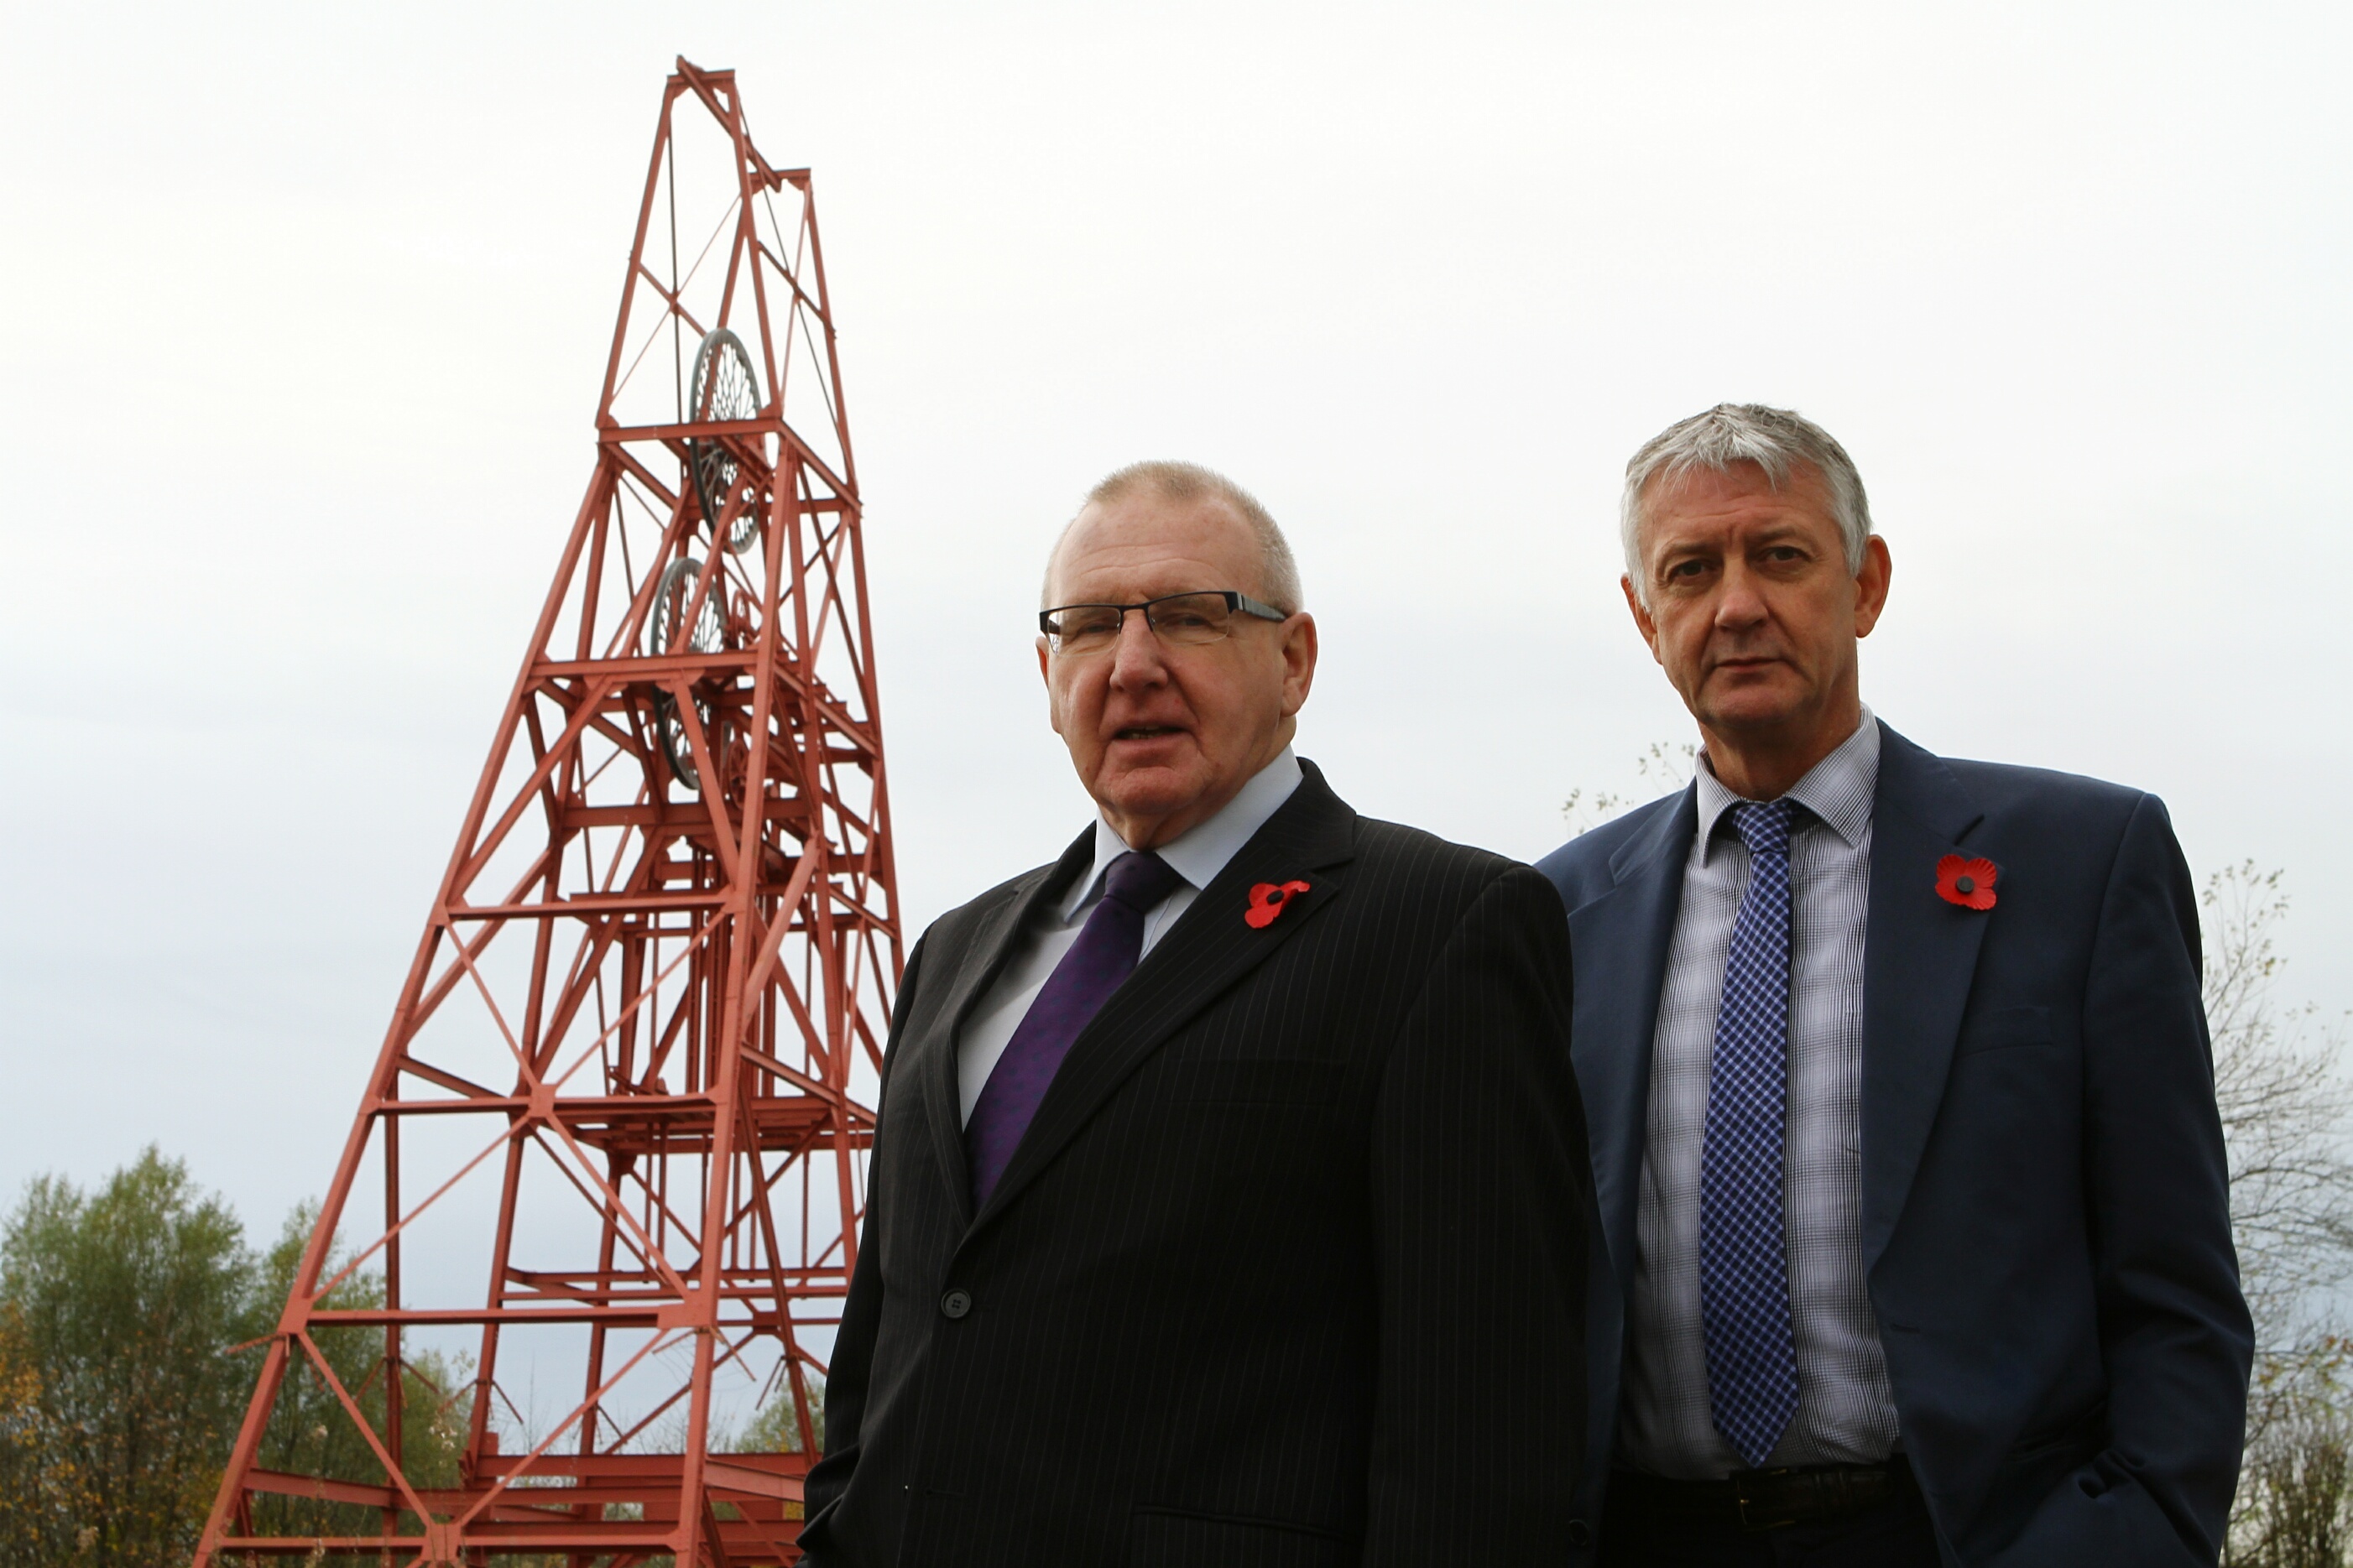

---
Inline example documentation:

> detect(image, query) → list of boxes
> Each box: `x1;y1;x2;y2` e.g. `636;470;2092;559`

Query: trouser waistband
1606;1455;1917;1533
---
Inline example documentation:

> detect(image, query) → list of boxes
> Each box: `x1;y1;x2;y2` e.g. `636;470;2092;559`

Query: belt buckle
1732;1467;1804;1532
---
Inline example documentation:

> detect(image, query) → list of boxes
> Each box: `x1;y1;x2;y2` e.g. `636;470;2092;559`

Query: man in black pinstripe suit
801;461;1594;1566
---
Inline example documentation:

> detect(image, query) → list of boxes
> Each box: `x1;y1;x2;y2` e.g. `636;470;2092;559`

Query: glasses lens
1046;605;1124;653
1146;593;1234;646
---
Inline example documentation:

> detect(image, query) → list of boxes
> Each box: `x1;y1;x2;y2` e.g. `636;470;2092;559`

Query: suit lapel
918;829;1096;1227
968;764;1359;1232
1860;723;1990;1272
1563;789;1696;1294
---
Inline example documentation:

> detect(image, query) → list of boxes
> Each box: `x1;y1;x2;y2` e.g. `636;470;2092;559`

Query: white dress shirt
1620;710;1901;1477
955;748;1305;1125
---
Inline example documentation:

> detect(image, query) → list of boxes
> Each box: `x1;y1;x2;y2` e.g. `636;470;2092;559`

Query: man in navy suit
1538;404;2249;1565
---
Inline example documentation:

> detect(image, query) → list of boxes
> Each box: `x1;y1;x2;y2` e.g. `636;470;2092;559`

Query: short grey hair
1619;404;1873;605
1043;460;1304;614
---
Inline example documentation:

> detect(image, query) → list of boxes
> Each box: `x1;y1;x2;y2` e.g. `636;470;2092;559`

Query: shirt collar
1062;747;1306;919
1693;706;1880;859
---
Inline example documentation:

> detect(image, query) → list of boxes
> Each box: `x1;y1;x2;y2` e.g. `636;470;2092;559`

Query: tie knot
1730;798;1796;858
1102;851;1182;913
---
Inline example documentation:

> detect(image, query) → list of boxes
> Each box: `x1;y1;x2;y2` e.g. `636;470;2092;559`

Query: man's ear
1853;536;1892;638
1622;576;1664;666
1278;612;1318;718
1037;638;1063;735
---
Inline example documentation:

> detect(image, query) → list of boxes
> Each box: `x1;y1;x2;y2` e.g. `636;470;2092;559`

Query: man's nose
1714;563;1769;628
1106;610;1169;688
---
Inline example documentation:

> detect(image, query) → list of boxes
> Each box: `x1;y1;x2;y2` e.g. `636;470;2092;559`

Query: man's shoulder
916;857;1062;961
1934;752;2152;822
1533;790;1688;906
1335;816;1565;957
1338;815;1588;938
1883;730;2184;896
1904;741;2163;851
1347;814;1525;893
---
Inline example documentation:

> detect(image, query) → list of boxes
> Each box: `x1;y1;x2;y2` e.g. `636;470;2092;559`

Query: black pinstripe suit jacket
802;761;1594;1566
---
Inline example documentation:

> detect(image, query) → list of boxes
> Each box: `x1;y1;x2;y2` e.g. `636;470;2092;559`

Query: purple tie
967;851;1184;1205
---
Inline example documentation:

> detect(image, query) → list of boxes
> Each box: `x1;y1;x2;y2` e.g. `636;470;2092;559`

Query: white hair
1043;460;1304;613
1619;404;1874;605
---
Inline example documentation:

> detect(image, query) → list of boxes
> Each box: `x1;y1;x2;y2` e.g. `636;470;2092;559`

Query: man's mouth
1112;726;1184;742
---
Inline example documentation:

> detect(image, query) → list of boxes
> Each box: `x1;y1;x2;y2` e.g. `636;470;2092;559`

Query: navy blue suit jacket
1536;721;2250;1565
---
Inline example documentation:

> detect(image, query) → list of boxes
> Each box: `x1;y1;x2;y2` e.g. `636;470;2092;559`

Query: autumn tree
0;1148;252;1566
0;1152;473;1563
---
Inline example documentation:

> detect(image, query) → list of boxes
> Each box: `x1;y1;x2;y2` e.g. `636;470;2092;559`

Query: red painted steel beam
196;59;898;1568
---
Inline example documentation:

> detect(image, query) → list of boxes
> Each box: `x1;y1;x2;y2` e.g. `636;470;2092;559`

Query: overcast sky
3;1;2350;1238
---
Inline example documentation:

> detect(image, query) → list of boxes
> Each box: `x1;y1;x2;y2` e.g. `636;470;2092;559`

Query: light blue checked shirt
1620;710;1901;1478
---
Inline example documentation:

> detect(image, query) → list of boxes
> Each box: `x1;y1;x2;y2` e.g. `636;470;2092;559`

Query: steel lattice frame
198;59;896;1566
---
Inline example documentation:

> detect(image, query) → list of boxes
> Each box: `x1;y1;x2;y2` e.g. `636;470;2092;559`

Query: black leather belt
1608;1456;1916;1532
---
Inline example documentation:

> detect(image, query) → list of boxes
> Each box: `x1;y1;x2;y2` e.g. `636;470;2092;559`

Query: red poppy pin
1935;854;1998;911
1245;879;1312;929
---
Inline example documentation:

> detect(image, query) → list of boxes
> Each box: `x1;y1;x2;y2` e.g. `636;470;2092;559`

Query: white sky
3;0;2350;1237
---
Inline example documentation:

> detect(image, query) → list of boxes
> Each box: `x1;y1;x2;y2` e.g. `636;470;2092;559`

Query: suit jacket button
1566;1519;1593;1550
940;1289;973;1320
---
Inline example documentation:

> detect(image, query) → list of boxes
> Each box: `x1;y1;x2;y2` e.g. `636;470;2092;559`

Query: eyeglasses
1038;590;1288;655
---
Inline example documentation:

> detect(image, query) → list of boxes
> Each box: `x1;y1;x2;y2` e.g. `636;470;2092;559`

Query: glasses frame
1037;590;1290;654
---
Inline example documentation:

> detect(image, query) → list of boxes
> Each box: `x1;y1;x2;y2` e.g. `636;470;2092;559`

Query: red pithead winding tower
199;60;895;1565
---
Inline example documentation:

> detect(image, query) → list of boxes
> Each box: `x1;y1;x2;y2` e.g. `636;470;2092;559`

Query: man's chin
1696;681;1815;736
1091;763;1212;826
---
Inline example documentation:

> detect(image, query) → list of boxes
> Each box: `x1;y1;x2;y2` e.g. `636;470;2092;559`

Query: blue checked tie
1700;798;1803;1468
